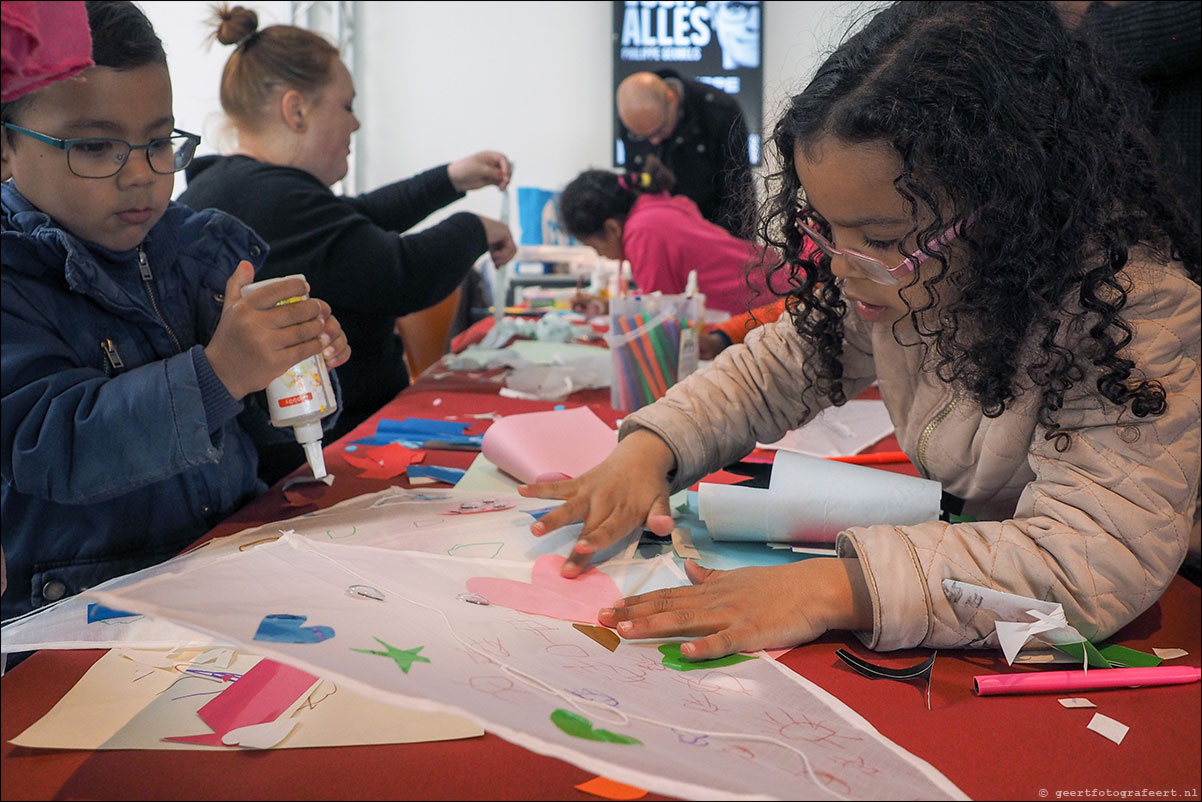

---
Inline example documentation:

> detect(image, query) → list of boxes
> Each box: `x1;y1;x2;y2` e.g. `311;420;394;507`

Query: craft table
3;367;1199;801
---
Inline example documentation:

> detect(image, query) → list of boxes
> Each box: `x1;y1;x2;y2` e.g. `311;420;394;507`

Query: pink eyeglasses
795;205;968;286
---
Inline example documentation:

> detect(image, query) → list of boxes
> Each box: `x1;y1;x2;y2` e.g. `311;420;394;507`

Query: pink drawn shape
465;553;622;625
162;658;317;746
344;443;424;479
481;406;616;484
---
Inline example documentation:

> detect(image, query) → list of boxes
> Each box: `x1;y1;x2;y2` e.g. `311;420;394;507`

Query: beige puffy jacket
624;256;1200;650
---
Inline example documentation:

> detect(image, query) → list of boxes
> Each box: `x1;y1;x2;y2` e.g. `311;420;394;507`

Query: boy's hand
205;262;350;400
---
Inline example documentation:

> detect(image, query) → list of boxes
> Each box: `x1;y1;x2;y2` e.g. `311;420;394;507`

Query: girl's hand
598;558;874;660
518;429;677;576
571;292;608;318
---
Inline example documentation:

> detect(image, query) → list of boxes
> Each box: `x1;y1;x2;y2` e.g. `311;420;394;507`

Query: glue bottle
242;274;337;479
678;270;702;378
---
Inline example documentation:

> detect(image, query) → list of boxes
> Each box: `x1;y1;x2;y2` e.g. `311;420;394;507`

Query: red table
3;370;1199;801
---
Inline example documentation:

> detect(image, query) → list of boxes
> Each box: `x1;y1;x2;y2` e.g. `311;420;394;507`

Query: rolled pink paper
973;665;1201;696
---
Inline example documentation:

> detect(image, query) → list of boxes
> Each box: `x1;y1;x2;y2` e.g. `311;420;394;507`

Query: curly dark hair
758;0;1200;448
559;156;677;241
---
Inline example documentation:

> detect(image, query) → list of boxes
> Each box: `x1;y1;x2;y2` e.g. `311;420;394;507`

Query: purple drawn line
170;689;226;702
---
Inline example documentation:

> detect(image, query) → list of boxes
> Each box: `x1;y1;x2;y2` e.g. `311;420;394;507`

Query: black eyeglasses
1;123;201;179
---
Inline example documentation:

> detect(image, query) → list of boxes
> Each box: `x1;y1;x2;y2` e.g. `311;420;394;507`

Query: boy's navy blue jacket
0;182;334;622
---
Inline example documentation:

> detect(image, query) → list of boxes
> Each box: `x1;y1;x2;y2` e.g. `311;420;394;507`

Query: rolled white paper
698;451;942;543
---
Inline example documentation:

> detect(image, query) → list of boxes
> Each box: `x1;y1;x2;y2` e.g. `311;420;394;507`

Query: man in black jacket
616;69;756;240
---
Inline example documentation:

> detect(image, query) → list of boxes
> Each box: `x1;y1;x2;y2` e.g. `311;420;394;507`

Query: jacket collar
2;180;187;314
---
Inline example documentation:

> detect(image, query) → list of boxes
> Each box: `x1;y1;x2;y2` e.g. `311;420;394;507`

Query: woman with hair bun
180;4;516;484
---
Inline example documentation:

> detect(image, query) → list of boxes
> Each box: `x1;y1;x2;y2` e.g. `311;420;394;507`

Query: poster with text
613;1;763;166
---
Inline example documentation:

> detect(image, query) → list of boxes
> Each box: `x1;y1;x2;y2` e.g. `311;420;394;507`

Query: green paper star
351;637;431;673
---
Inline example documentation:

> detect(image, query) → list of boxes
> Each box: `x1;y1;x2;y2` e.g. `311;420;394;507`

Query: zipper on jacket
916;386;961;478
100;338;124;375
138;246;183;353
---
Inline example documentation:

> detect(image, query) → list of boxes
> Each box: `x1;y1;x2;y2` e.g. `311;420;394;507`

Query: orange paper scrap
575;776;648;800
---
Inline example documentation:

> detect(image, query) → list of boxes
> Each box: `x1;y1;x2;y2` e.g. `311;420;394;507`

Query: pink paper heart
465;554;622;624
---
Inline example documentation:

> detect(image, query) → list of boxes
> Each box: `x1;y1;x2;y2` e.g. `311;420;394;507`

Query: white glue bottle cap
685;269;699;297
293;420;327;479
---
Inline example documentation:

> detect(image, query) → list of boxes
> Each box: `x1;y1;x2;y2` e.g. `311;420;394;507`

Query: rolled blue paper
406;465;468;485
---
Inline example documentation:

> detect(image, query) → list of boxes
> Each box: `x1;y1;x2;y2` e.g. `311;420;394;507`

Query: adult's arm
250;170;489;320
345;164;466;234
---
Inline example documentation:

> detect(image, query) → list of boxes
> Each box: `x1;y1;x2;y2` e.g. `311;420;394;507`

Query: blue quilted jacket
1;182;333;621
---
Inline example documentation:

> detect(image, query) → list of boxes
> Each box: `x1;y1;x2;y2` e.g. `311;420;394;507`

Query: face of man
710;1;761;70
617;75;680;146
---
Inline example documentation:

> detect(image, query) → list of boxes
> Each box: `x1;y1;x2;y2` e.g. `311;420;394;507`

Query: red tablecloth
4;372;1198;801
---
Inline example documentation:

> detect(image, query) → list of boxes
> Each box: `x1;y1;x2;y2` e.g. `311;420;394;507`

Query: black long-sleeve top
180;155;488;449
1082;0;1201;224
176;156;483;483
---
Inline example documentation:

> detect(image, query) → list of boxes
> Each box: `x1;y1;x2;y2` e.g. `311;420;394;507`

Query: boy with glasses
0;1;350;627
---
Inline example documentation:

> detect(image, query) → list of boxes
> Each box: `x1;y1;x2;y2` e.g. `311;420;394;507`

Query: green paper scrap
1053;641;1162;668
550;708;642;745
658;642;756;671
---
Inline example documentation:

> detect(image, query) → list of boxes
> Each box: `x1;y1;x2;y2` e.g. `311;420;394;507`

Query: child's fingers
244;275;311;311
222;260;256;305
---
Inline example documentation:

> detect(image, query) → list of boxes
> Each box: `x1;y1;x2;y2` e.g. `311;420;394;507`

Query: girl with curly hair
520;1;1200;660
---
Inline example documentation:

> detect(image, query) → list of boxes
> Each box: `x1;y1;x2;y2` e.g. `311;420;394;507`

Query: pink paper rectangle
481;406;617;484
194;658;318;735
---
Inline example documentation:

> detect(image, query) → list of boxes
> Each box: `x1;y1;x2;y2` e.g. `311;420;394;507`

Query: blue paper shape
380;418;468;436
254;613;335;644
87;602;140;623
350;417;480;447
406;465;468;485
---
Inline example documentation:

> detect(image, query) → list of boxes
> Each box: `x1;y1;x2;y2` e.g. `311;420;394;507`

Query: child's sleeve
708;298;788;346
622;313;879;493
0;304;243;505
838;265;1200;651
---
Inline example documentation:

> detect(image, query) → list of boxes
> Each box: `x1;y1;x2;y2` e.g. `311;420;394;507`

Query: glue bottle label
242;274;337;428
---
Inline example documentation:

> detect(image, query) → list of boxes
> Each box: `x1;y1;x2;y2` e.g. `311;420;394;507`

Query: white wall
142;1;879;212
138;1;292;197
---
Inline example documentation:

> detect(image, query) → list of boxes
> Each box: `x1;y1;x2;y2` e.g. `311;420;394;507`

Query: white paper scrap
942;580;1091;666
222;718;300;749
1058;698;1096;709
1153;648;1189;660
1087;713;1129;745
757;399;895;458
